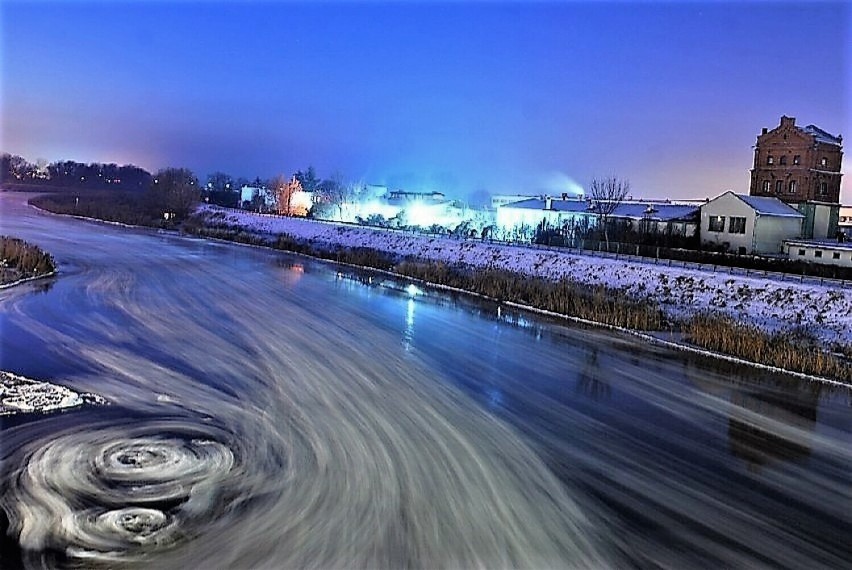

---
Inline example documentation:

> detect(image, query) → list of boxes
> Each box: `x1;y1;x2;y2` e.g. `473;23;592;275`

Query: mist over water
0;194;850;568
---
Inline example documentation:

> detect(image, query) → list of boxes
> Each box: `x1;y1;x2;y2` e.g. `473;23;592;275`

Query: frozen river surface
0;193;850;569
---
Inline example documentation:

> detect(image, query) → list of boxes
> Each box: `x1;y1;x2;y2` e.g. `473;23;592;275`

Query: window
833;252;841;260
762;180;770;192
728;217;746;234
788;180;797;193
775;180;782;193
779;156;787;165
821;157;828;167
815;250;823;258
793;155;800;165
767;155;774;165
708;216;725;232
819;182;827;195
798;249;806;256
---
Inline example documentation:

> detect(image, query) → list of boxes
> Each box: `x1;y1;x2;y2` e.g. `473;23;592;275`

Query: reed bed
0;236;55;284
685;313;852;382
395;260;668;331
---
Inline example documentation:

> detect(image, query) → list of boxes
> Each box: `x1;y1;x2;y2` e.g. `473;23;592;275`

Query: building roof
802;124;842;146
785;239;852;251
502;198;698;221
736;194;803;217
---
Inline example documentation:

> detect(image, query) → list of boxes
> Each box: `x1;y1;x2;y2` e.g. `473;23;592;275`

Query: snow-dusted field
202;207;852;346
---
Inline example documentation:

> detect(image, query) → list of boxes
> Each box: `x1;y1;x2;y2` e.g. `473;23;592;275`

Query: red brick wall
749;117;843;203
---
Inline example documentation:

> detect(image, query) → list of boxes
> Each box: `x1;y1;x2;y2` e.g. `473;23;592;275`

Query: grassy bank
0;236;56;285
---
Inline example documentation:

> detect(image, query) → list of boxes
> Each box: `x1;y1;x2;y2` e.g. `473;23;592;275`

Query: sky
1;1;849;201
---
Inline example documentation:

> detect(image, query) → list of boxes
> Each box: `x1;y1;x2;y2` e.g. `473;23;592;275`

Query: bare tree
270;174;302;216
148;167;199;219
587;176;630;249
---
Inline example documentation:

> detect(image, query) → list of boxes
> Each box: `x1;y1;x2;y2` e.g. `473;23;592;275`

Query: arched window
767;156;774;165
788;180;797;193
820;182;827;195
762;180;770;192
779;156;787;165
821;157;828;167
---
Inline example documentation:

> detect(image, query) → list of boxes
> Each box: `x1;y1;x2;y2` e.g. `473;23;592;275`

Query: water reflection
727;383;820;470
576;347;611;401
403;298;415;351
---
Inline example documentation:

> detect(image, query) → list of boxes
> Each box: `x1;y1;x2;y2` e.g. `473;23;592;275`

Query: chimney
545;196;553;210
780;116;795;128
561;192;568;200
761;127;768;135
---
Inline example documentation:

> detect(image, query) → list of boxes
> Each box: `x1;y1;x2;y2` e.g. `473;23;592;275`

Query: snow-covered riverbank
201;206;852;347
0;371;106;416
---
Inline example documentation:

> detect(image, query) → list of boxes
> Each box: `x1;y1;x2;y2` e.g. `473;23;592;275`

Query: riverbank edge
0;270;57;290
195;227;852;388
25;200;852;387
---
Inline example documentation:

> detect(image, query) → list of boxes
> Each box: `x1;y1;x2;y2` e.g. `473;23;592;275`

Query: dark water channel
1;193;850;569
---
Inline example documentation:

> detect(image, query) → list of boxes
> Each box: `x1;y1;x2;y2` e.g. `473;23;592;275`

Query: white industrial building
699;192;803;255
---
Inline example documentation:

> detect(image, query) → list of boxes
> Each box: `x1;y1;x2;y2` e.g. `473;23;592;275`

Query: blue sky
1;1;849;200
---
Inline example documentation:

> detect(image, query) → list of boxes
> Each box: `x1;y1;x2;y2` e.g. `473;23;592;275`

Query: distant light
406;284;422;297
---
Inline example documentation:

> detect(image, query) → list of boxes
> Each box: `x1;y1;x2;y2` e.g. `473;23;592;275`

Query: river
1;193;849;569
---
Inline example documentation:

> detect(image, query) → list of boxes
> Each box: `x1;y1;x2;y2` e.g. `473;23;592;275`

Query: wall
700;192;757;253
753;216;803;254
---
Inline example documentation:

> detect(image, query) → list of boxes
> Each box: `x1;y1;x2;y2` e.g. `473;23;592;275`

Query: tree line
2;154;151;191
5;152;358;225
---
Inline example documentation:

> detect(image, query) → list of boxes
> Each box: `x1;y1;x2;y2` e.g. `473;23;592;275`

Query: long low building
784;239;852;267
497;196;699;236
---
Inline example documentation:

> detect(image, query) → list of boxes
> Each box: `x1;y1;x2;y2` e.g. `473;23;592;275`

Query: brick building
749;116;843;203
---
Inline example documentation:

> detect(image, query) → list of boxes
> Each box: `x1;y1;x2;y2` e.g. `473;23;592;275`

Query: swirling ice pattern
2;195;849;569
9;424;236;565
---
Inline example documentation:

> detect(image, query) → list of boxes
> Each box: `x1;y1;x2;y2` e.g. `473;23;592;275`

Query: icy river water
0;193;850;569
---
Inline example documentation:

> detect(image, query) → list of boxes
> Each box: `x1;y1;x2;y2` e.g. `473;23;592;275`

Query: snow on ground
0;371;86;416
202;207;852;346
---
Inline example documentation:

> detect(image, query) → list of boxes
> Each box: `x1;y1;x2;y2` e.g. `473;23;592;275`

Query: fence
506;238;852;288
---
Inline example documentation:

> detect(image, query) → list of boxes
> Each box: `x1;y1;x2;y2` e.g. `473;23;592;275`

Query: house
784;239;852;268
700;192;803;255
748;115;843;239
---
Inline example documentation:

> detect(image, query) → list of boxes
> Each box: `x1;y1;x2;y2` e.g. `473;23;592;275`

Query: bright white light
406;284;422;297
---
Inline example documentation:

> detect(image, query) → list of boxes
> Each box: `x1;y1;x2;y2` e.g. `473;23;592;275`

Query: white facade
785;240;852;267
838;206;852;232
700;192;803;255
240;185;275;208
